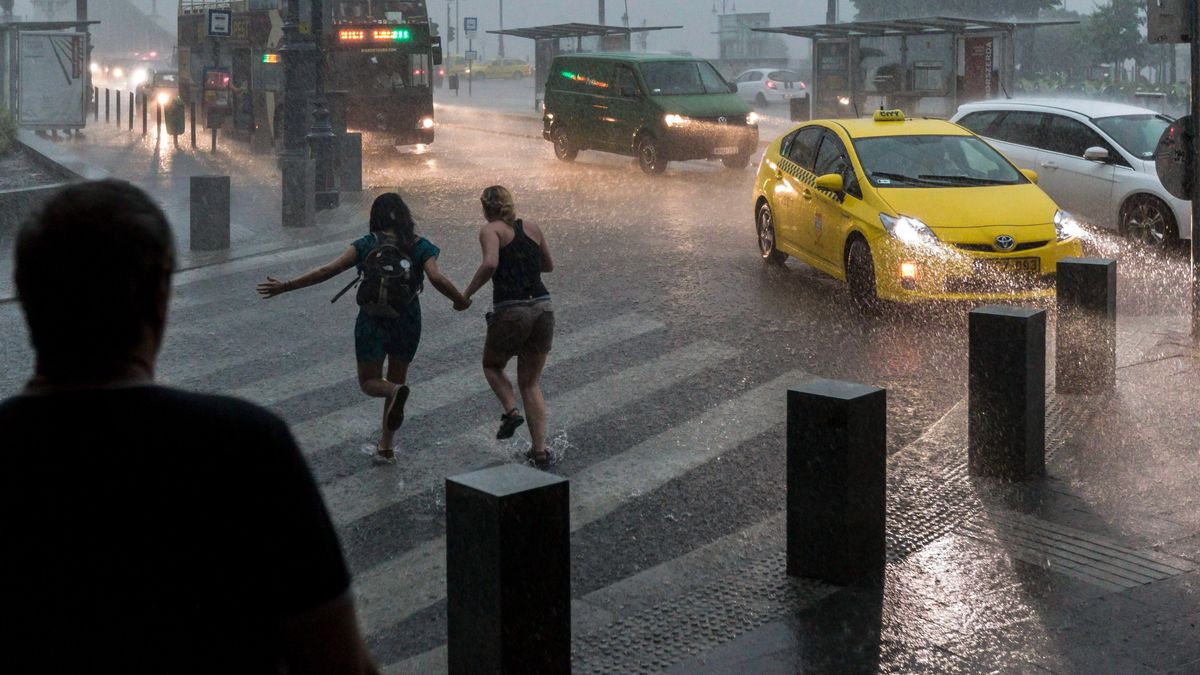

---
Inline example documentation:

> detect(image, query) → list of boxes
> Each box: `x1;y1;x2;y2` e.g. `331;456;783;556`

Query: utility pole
308;0;337;210
498;0;503;57
827;0;837;24
279;0;316;226
599;0;605;25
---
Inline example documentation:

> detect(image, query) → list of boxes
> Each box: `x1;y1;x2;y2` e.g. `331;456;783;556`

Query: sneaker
385;384;410;431
496;408;525;440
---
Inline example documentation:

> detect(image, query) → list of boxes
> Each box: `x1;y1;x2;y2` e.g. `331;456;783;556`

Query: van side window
614;66;639;97
557;65;588;93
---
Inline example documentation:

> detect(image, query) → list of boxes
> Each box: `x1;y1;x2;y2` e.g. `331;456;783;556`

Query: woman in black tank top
463;186;556;467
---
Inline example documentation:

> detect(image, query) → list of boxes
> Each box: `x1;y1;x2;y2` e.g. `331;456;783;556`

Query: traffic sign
1148;0;1191;43
464;16;478;35
207;9;232;38
1155;115;1193;201
465;50;478;61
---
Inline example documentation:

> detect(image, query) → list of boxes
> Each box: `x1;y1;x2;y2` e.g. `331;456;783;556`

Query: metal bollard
93;86;99;120
786;379;886;585
156;103;162;141
128;92;134;130
280;156;316;228
446;465;570;674
115;90;121;123
1056;258;1117;394
141;93;148;136
189;176;231;251
104;88;110;121
338;132;363;192
190;100;197;149
968;306;1046;480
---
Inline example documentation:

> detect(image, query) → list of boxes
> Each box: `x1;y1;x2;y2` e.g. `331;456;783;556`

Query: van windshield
641;61;730;96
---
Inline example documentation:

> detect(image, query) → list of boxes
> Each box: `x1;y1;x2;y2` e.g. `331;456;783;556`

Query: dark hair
15;180;175;379
369;192;417;246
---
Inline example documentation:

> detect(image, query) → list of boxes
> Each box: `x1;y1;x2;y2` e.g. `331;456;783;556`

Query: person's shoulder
351;232;374;248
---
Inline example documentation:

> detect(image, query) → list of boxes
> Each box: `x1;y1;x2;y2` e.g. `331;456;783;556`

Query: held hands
453;295;472;312
257;276;289;298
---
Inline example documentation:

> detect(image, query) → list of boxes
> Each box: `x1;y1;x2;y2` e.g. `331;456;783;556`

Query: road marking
288;311;657;455
354;369;796;637
318;315;682;526
172;239;351;288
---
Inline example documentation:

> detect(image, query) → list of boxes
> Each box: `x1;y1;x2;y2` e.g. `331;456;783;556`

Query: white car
951;99;1190;245
732;68;808;109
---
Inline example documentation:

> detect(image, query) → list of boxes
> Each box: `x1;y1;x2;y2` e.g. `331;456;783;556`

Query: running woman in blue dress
257;193;470;462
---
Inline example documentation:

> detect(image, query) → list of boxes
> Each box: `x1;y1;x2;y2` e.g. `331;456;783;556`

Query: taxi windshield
1093;114;1171;160
854;134;1025;188
641;61;730;96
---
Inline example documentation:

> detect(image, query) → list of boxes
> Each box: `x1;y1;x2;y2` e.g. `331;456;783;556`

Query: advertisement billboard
17;31;89;129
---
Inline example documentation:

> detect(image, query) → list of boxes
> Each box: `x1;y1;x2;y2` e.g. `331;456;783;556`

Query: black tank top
493;219;549;305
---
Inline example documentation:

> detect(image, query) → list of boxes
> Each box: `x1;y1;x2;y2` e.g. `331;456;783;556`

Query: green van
542;53;759;174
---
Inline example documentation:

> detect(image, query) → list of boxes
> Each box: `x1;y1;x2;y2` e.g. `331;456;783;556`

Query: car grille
954;240;1050;253
693;115;753;126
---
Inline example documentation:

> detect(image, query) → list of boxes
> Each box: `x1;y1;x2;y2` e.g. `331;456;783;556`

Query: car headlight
664;113;689;127
419;116;435;130
746;111;759;126
1054;209;1085;241
112;67;124;79
880;213;939;245
132;68;148;86
156;92;170;106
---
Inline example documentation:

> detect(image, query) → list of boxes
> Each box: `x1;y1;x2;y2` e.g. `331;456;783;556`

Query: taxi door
802;129;857;268
773;125;824;254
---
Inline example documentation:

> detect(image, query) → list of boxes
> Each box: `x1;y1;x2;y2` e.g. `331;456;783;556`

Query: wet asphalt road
2;94;1197;668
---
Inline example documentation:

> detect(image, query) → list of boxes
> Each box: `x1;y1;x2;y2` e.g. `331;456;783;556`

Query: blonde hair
480;185;517;225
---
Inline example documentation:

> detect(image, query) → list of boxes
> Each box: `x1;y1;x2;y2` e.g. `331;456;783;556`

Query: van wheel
847;238;882;316
551;126;577;161
637;134;667;174
722;152;750;170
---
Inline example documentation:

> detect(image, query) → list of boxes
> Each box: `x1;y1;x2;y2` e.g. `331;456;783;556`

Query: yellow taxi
477;57;533;80
753;109;1086;312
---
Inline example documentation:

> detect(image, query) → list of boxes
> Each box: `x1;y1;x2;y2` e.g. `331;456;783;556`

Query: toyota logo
994;235;1016;251
718;116;727;124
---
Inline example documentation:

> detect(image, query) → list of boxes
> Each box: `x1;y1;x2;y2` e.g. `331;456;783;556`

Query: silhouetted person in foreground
0;180;379;674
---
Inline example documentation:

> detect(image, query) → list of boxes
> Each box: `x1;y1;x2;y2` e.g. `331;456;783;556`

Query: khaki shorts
484;301;554;366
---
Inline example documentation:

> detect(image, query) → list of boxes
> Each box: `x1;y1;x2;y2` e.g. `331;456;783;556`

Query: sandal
361;443;396;465
525;448;551;469
496;408;525;440
385;384;410;431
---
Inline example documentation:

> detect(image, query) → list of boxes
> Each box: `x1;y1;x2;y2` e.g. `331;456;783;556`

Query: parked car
732;68;807;109
951;99;1190;246
543;53;759;174
477;58;532;80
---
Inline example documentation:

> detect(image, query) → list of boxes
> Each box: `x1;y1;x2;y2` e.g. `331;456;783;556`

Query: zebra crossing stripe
172;240;351;288
292;312;664;460
319;317;691;528
353;368;794;637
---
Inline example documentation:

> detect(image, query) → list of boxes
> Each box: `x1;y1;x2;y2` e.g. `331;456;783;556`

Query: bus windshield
331;50;430;91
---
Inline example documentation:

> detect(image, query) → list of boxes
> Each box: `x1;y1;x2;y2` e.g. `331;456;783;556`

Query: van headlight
880;213;939;245
664;113;690;127
1054;209;1084;241
746;111;759;126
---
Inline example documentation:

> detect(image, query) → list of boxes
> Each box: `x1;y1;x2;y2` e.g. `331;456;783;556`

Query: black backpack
332;233;422;317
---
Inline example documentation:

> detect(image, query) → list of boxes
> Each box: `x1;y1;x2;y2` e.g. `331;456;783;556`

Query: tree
1085;0;1146;82
850;0;1061;20
0;0;12;20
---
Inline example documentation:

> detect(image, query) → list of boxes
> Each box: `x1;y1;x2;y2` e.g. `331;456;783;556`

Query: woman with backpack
257;193;470;463
462;186;555;468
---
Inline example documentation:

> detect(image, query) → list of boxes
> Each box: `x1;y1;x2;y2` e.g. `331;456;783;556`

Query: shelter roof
488;23;681;41
754;16;1077;40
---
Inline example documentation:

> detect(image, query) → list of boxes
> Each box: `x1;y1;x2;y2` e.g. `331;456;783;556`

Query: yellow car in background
753;110;1086;312
477;57;532;80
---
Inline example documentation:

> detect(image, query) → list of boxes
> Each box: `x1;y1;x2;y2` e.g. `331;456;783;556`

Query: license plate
713;146;739;156
975;258;1039;275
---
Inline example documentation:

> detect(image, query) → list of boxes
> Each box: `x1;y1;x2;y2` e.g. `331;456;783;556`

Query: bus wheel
552;126;577;161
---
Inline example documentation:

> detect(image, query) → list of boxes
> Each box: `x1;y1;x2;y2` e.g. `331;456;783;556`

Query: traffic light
448;26;456;42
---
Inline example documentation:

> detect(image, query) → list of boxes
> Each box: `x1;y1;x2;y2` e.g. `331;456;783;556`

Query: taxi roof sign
873;108;905;122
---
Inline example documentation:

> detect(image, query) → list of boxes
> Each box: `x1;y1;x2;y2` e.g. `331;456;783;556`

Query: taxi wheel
756;203;787;265
637;135;667;174
847;238;882;316
551;126;578;162
1122;195;1177;247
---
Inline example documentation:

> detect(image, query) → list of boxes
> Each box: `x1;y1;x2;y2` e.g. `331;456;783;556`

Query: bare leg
517;351;549;455
483;356;518;415
378;358;411;452
357;359;407;453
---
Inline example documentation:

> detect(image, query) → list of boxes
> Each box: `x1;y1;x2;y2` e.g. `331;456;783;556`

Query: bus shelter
487;22;681;110
754;16;1076;120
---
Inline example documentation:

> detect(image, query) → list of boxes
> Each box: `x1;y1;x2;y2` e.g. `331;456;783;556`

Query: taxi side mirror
1020;168;1039;184
815;173;844;193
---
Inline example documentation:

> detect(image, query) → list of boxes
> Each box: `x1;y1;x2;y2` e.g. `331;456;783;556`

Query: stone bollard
280;156;315;228
128;92;134;130
141;92;148;136
786;379;886;585
189;176;230;251
1056;258;1117;394
446;464;570;674
190;100;198;149
968;306;1046;480
104;88;110;121
115;89;121;123
338;132;363;192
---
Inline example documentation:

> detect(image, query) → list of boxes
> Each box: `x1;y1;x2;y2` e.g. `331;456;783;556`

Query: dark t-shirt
0;385;350;673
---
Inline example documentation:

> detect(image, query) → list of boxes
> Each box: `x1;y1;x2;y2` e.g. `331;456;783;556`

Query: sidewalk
564;315;1200;673
0;121;375;300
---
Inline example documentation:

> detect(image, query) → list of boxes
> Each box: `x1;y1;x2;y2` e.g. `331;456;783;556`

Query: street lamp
279;0;317;226
307;0;338;210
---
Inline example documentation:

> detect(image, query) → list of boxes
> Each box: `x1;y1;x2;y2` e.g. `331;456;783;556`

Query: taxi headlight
1054;209;1085;241
880;213;939;245
746;111;759;126
664;113;690;127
